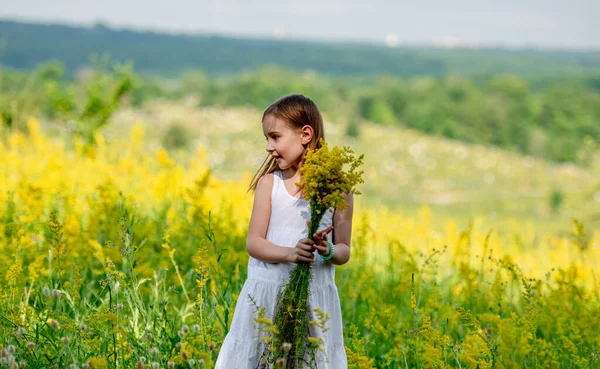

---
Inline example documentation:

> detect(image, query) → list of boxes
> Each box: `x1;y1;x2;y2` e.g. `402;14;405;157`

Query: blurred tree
549;189;564;214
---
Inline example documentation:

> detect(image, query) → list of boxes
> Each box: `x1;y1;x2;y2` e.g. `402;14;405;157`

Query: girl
215;94;352;369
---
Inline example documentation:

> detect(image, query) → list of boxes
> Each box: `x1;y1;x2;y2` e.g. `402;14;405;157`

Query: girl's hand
288;238;316;263
313;225;334;257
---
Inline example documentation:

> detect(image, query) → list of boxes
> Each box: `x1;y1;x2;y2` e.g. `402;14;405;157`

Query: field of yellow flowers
1;118;599;368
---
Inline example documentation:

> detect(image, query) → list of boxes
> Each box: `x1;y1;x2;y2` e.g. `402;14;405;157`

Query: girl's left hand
312;225;334;257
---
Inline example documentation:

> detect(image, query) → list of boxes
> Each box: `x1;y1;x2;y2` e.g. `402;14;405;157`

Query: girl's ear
300;125;314;146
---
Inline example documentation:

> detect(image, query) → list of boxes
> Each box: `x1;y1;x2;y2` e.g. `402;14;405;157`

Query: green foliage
2;20;600;78
346;120;361;138
550;189;565;213
2;56;600;165
162;122;193;150
0;59;138;144
76;60;138;144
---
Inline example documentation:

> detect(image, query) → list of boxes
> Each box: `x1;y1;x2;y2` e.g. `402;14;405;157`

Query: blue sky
0;0;598;49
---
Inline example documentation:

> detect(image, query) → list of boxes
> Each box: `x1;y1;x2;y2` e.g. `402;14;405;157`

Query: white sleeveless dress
215;170;348;369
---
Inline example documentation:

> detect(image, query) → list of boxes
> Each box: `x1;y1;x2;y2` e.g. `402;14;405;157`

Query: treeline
1;61;599;164
140;67;600;164
1;19;600;78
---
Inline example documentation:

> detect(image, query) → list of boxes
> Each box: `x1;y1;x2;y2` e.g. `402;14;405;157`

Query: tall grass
0;119;598;368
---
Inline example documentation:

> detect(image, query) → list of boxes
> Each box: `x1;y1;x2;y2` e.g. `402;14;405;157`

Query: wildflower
19;361;26;368
80;323;88;331
135;362;143;369
272;139;364;362
182;325;190;334
152;362;160;369
181;351;189;360
81;362;90;369
146;333;153;340
168;362;175;369
7;345;15;354
149;347;159;356
0;349;7;357
276;358;285;367
69;364;78;369
47;318;59;330
175;342;183;349
187;359;196;366
208;343;215;351
193;324;200;333
198;359;205;366
61;337;70;345
178;329;185;338
42;287;51;297
115;303;124;310
139;356;147;362
282;342;292;352
17;327;26;336
26;342;35;350
52;289;61;299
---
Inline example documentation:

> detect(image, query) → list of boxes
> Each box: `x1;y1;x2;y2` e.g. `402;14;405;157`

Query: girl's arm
246;173;292;263
329;192;354;265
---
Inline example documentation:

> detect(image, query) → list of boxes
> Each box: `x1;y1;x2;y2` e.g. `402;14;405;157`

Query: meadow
1;105;599;368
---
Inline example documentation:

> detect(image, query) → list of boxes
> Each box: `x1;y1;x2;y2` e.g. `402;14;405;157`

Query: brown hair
248;94;325;191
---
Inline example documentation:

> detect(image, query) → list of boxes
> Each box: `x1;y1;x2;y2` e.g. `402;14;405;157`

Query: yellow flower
299;139;364;214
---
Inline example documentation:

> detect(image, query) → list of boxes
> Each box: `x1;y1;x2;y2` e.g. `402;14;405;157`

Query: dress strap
271;170;282;200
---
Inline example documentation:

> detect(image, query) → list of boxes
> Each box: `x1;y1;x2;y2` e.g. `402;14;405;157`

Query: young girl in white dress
215;94;353;369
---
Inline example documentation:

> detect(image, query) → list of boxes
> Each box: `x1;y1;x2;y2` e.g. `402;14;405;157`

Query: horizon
0;0;598;51
1;16;598;53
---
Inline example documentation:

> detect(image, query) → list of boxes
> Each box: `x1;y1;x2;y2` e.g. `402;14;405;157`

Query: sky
0;0;598;50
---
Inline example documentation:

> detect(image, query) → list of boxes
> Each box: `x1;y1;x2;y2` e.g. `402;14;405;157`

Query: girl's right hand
287;238;316;263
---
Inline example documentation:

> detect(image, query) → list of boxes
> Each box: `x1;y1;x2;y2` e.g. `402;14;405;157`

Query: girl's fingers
298;251;314;261
302;250;315;258
314;226;334;240
297;244;310;252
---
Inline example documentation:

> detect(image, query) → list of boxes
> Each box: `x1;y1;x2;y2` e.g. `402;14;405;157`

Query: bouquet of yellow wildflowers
269;139;364;367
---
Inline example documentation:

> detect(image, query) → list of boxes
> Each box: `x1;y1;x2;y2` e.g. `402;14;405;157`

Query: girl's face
262;115;312;171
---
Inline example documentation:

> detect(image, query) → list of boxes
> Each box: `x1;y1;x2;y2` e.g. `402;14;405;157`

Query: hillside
98;102;600;234
1;19;600;77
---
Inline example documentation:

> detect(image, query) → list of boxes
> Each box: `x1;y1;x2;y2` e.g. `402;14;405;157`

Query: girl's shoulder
255;171;275;191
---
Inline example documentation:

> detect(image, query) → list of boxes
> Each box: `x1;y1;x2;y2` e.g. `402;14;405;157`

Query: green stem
271;207;326;367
